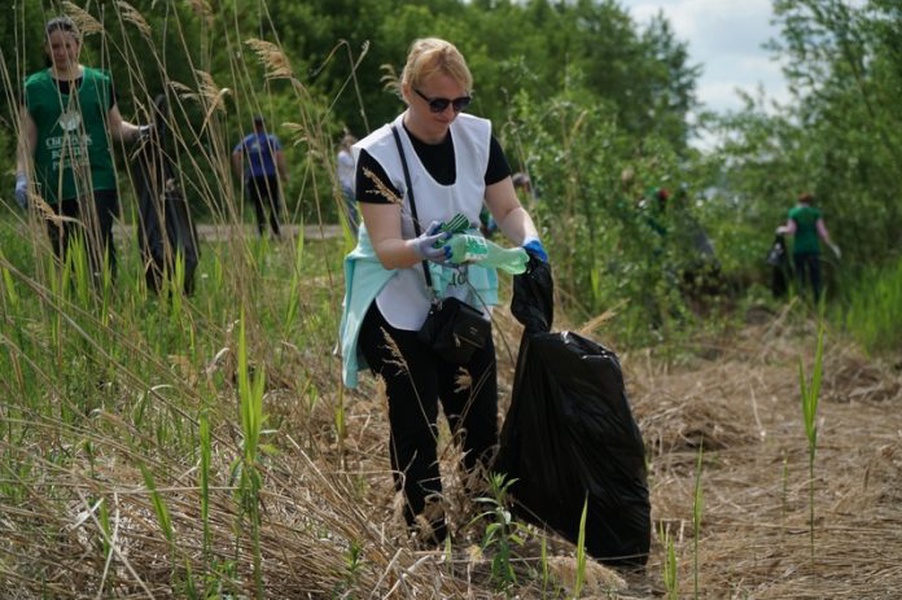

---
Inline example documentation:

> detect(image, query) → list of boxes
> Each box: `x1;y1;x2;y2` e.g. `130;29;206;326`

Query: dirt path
622;317;902;597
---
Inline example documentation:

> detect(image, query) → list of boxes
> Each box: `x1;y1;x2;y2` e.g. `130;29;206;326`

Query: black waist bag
418;297;491;364
390;124;490;365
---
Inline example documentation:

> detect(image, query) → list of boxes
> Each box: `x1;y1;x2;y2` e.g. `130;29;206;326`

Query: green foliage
232;309;268;596
504;87;719;343
840;255;902;356
474;473;526;593
340;540;364;592
717;0;902;272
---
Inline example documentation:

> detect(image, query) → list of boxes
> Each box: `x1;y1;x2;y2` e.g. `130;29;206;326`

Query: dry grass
628;314;902;599
2;289;901;598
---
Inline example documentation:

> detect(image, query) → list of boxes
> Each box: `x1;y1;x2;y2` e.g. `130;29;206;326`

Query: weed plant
799;323;825;557
473;473;526;593
659;522;678;600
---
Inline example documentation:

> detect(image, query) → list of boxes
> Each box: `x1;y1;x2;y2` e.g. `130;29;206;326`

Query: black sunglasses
414;88;472;113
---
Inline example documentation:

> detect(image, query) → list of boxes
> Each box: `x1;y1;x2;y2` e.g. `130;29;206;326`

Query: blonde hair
400;38;472;93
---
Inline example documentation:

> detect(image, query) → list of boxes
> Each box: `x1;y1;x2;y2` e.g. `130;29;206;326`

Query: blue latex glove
14;172;27;209
412;220;451;264
523;238;548;262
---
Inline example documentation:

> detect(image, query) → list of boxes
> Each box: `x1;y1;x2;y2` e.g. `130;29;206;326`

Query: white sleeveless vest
354;112;492;330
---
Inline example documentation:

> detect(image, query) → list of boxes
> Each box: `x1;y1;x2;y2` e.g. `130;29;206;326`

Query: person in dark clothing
231;115;289;238
766;231;790;299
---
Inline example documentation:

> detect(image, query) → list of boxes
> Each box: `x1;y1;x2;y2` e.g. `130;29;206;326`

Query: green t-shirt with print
24;67;116;204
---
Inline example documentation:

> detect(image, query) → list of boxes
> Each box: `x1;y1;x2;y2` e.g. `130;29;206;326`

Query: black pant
46;190;119;281
793;252;822;302
247;175;281;237
358;301;498;542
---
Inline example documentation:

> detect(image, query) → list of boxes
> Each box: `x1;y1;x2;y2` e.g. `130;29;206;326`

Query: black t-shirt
355;122;511;205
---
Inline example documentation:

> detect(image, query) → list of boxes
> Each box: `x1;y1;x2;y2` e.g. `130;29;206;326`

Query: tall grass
0;1;578;595
841;256;902;355
0;2;358;594
233;309;266;597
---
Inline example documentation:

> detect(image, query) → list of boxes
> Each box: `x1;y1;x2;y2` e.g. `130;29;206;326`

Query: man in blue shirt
231;115;289;237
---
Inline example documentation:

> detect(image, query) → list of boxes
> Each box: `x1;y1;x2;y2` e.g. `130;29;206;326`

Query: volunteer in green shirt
777;192;840;302
15;16;145;281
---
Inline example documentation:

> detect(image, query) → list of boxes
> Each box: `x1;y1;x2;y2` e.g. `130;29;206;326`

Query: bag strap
391;124;435;292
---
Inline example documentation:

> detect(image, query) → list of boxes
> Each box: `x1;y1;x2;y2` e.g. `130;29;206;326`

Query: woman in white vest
339;38;547;545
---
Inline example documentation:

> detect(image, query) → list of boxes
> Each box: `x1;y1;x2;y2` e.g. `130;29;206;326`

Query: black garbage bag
766;232;789;299
132;94;200;295
496;259;651;567
510;254;554;335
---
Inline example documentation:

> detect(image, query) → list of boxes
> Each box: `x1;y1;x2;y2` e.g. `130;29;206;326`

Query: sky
618;0;788;115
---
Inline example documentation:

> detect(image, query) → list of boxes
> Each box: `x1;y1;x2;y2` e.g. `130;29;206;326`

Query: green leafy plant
799;323;825;557
474;473;526;592
340;540;364;593
230;310;268;597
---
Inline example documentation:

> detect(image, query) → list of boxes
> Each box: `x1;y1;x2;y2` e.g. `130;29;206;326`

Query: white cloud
621;0;787;114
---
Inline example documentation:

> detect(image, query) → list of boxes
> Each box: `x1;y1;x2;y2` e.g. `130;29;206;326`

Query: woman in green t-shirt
777;192;840;302
15;16;145;281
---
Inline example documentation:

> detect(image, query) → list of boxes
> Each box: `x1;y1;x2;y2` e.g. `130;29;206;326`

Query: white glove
829;243;841;260
412;221;451;264
14;172;27;209
137;124;152;141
